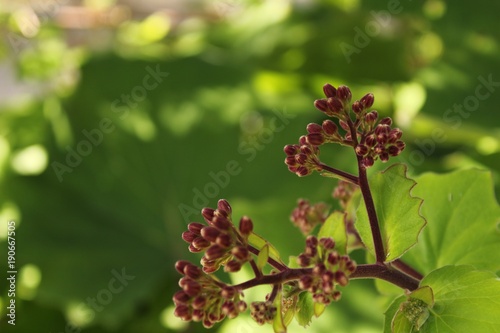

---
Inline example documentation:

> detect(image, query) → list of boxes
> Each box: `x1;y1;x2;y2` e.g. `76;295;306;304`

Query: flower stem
391;259;423;280
318;163;359;184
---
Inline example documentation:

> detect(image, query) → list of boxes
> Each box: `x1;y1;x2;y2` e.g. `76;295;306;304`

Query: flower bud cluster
250;301;277;325
332;180;357;209
283;136;322;177
173;260;247;328
290;199;329;235
182;199;253;273
296;236;356;304
314;84;352;118
355;117;405;167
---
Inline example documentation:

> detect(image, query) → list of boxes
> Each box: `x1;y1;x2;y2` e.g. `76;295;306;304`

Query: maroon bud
365;134;376;147
175;260;190;275
182;231;197;243
224;259;242;272
365;111;378;124
355;144;369;156
284;144;299;156
332;290;342;301
307;123;323;134
192;236;211;250
300;145;313;155
396;141;405;150
192;309;204;321
296;166;311;177
335;271;349;287
221;286;236;299
377;132;388;145
360;93;374;109
327;97;343;114
202;318;215;328
380;117;392;125
216;233;232;248
192;295;207;309
374;144;385;154
189;244;203;253
239;216;253;236
222;301;237;318
202;266;217;274
201;226;220;242
174;304;192;320
299;135;308;146
297;253;311;267
314;99;329;112
295;153;308;165
323;83;337;98
306;235;318;248
183;280;202;297
237;300;247;312
337;85;352;103
362;156;375;168
388;128;403;143
184;264;202;279
211;216;231;230
232;246;250;261
319;237;335;250
375;124;390;136
388;145;400;156
299;275;314;290
173;290;191;304
188;222;205;235
306;133;325;146
201;208;215;223
313;263;326;275
351;101;363;114
327;252;339;265
217;199;232;215
380;152;390;162
322;270;335;282
285;156;297;167
339;120;350;131
322;119;338;135
205;244;227;260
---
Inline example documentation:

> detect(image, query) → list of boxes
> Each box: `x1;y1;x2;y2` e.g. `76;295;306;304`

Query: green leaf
402;169;500;275
384;295;406;333
257;243;269;271
356;164;426;262
419;265;500;332
313;302;326;317
295;292;315;327
318;211;348;255
249;232;285;266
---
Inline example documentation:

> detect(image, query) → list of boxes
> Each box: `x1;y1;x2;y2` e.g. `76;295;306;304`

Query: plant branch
391;259;423;280
350;263;420;291
318;163;359;184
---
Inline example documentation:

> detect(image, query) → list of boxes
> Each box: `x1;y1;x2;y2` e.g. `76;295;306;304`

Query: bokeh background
0;0;499;332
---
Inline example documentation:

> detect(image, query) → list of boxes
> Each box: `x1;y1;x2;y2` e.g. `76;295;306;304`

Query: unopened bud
306;133;325;146
362;156;375;168
323;83;337;98
380;117;392;125
201;226;221;242
365;111;378;125
173;290;191;304
224;259;242;272
351;101;363;114
379;152;389;162
335;271;349;287
182;231;197;243
355;144;369;156
217;199;232;215
239;216;253;236
337;85;352;103
192;236;211;250
205;244;226;260
319;237;335;250
175;260;190;275
327;97;343;114
314;99;329;112
201;208;215;223
306;123;323;134
322;119;338;135
360;93;374;108
216;233;232;248
284;144;299;156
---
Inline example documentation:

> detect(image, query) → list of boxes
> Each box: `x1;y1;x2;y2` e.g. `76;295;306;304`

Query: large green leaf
385;265;500;332
318;211;348;255
402;169;500;275
356;164;426;262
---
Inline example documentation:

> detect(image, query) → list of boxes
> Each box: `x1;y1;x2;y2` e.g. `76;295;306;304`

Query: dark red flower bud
284;144;299;156
188;222;205;235
307;123;323;134
184;263;202;279
192;309;204;321
216;233;232;248
377;133;388;145
332;290;342;301
396;141;406;150
322;119;338;135
205;244;226;260
355;144;369;156
192;236;211;250
297;253;311;267
299;135;308;146
365;111;378;124
299;274;314;290
388;145;400;156
319;237;335;250
362;156;375;168
173;290;191;304
239;216;253;236
337;85;352;103
322;270;335;283
201;208;215;223
314;99;329;112
335;271;349;286
374;144;385;154
183;279;202;297
296;166;311;177
313;263;326;275
375;124;390;136
388;128;402;143
224;259;242;272
323;83;337;98
351;101;363;114
175;260;191;275
217;199;232;215
380;117;392;125
202;318;215;328
237;300;247;312
306;133;325;146
192;295;207;309
380;152;389;162
365;134;376;147
231;246;249;261
327;97;343;114
295;153;308;165
189;244;203;253
201;226;220;242
285;156;297;167
360;93;374;109
221;286;236;299
174;304;192;320
306;235;318;248
182;231;197;243
222;301;237;318
210;216;231;230
327;252;339;265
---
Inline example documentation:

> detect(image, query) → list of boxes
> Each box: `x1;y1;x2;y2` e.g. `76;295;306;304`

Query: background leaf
402;169;500;275
295;292;315;327
356;164;426;262
318;211;348;255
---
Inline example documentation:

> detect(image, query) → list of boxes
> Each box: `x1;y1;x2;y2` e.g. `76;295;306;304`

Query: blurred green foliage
0;0;499;332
